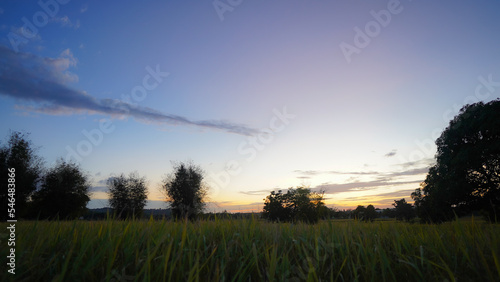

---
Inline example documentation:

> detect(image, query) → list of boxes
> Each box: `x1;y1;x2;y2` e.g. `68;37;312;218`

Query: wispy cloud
335;189;416;207
240;189;278;196
293;167;428;178
385;149;397;157
241;177;422;198
293;170;377;176
398;158;435;168
390;167;429;177
296;176;311;179
0;46;258;136
51;16;72;27
313;179;422;194
281;167;429;196
80;5;88;13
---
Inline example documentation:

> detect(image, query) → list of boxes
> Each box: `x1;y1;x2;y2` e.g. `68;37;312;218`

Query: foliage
2;218;499;281
262;187;325;223
30;160;91;219
163;162;208;220
393;198;416;222
413;100;500;222
107;172;148;219
352;205;377;221
381;208;396;218
353;205;365;220
365;204;377;221
0;131;43;219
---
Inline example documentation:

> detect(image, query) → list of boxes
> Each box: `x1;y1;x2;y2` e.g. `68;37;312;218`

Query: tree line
1;99;498;222
0;132;207;220
0;131;416;223
261;187;415;224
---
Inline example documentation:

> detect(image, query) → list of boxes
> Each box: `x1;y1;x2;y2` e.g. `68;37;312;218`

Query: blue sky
1;0;500;212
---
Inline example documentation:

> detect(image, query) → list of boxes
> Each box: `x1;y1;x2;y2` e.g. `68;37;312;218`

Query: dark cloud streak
0;46;258;136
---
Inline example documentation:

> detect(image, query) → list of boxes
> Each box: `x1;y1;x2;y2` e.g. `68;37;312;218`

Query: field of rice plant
1;217;499;281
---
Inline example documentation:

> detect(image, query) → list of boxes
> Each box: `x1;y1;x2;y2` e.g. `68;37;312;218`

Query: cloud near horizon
0;46;258;136
244;167;429;197
293;167;429;178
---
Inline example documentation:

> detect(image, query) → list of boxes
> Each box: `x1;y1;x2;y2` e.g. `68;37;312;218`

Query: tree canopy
0;131;43;219
393;198;415;222
412;99;500;222
163;162;208;220
107;172;148;219
262;187;326;223
352;205;377;222
30;160;91;219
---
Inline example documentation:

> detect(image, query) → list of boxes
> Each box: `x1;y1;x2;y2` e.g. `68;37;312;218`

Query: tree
412;100;500;222
107;172;148;219
353;205;365;220
0;131;43;219
381;208;396;218
262;187;325;223
392;198;415;222
365;204;377;222
162;162;208;220
30;160;91;219
353;205;377;222
262;190;292;222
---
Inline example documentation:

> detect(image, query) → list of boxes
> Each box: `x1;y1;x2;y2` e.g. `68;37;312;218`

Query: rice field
1;217;499;281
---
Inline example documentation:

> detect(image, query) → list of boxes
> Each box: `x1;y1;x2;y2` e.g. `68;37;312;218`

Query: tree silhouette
412;99;500;222
0;131;43;219
353;205;365;220
353;205;377;221
262;190;292;222
30;159;91;219
262;187;325;223
365;204;377;222
107;172;148;219
392;198;415;222
162;162;207;220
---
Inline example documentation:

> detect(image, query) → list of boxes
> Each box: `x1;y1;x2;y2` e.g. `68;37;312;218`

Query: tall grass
1;217;499;281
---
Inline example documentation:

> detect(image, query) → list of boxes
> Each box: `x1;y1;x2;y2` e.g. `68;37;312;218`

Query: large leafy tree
412;100;500;222
162;162;208;220
262;187;325;223
107;172;148;219
30;160;91;219
0;131;43;219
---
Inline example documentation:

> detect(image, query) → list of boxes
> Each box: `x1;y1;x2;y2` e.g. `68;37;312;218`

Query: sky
1;0;500;212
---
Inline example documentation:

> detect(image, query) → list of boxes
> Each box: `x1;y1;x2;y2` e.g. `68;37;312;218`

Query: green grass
1;217;499;281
